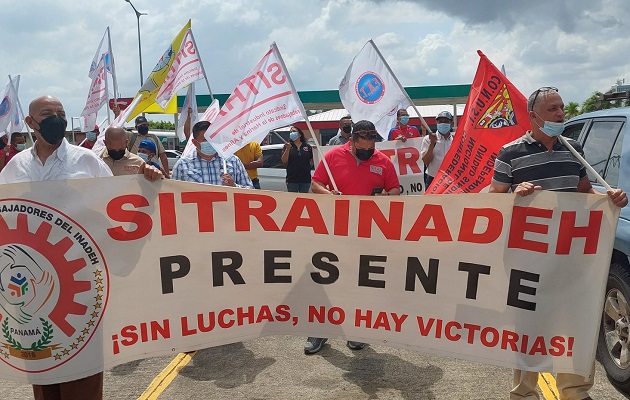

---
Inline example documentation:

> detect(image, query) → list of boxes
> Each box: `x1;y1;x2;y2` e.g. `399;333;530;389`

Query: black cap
135;116;148;125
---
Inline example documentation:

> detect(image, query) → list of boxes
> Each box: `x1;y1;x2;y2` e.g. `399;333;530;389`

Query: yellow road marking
137;351;196;400
539;372;560;400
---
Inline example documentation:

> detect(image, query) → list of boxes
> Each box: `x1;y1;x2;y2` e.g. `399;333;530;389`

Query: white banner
81;54;108;116
204;44;304;158
156;29;205;109
0;177;618;384
339;40;409;131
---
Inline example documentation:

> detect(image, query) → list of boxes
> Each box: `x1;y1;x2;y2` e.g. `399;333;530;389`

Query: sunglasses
529;87;558;111
354;130;379;140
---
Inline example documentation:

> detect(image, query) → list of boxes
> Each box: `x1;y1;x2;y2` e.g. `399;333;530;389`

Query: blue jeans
287;182;310;193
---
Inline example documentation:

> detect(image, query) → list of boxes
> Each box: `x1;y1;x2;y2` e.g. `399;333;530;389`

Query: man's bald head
28;96;64;119
104;126;128;152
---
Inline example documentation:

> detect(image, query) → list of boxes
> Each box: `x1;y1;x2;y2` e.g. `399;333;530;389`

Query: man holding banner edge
490;87;627;400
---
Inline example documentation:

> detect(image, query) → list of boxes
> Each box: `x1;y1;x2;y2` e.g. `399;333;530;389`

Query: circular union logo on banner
355;72;385;104
0;199;108;373
0;97;10;118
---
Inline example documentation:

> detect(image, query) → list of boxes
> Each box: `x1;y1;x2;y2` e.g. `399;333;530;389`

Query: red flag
426;50;530;194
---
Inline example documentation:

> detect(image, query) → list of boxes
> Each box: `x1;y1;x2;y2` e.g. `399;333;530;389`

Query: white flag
81;54;108;116
0;76;22;133
339;40;410;137
203;43;304;157
89;27;117;97
155;29;205;108
181;97;220;159
176;83;198;141
7;75;23;133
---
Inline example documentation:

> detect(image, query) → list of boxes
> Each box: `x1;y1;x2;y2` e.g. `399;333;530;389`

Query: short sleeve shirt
492;131;587;192
234;142;263;180
312;142;399;195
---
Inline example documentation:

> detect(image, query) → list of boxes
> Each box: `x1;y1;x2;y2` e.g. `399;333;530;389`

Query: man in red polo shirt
81;125;99;150
387;108;424;141
305;120;400;355
4;132;26;165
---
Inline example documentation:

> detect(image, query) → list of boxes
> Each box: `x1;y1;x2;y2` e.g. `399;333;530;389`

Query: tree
581;91;611;113
149;120;175;130
564;102;581;119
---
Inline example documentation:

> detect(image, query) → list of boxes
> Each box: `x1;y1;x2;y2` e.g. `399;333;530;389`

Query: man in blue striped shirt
490;87;627;400
172;121;253;188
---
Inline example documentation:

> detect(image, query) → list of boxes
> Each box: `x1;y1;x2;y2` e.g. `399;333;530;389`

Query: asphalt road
2;335;629;399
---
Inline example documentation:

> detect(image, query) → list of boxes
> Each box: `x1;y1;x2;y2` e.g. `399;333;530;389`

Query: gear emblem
0;200;108;372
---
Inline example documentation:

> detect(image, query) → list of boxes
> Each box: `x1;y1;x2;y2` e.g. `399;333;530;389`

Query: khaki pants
33;372;103;400
510;364;594;400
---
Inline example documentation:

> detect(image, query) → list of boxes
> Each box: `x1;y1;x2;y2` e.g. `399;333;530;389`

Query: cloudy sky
0;0;628;123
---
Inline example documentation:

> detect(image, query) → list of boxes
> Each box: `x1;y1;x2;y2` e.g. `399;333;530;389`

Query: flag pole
558;136;612;191
8;75;33;145
106;27;119;105
271;43;339;192
104;61;112;125
369;40;433;134
188;29;214;102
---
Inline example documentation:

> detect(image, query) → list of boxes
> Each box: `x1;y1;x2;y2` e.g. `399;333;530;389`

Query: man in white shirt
0;95;159;400
420;111;455;189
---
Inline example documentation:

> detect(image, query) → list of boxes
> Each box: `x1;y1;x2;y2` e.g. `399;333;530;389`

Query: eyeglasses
529;86;558;111
354;130;379;140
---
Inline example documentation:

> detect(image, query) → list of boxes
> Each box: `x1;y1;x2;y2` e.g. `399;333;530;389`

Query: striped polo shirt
492;131;587;192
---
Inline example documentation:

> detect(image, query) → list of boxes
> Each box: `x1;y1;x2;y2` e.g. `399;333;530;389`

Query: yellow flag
143;96;177;114
127;20;191;121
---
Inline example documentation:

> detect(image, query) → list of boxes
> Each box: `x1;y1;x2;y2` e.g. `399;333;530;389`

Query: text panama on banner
156;29;204;109
339;40;409;138
0;176;619;384
426;50;529;194
203;44;304;158
127;20;191;120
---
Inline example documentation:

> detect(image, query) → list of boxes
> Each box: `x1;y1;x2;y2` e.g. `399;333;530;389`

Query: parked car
164;149;182;170
258;144;288;192
563;107;630;391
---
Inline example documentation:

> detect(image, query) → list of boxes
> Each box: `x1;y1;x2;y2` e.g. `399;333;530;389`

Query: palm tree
564;102;580;119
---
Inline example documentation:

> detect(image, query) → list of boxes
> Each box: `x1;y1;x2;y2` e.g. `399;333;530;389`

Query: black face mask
108;148;126;160
342;125;352;134
33;115;67;145
355;147;374;161
137;125;149;135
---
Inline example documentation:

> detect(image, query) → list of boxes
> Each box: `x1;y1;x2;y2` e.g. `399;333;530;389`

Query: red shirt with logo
312;142;399;195
387;124;421;140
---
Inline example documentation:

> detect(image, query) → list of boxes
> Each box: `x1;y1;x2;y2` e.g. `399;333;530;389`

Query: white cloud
1;0;629;122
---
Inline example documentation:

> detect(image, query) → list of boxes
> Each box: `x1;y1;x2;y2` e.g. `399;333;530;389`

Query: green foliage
564;102;581;120
149;121;175;130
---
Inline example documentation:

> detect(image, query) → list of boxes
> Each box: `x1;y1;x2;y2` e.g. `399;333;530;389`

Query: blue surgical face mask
437;123;451;135
399;115;410;125
289;131;299;141
200;141;217;156
86;131;97;141
137;152;149;162
535;114;564;137
15;143;25;151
